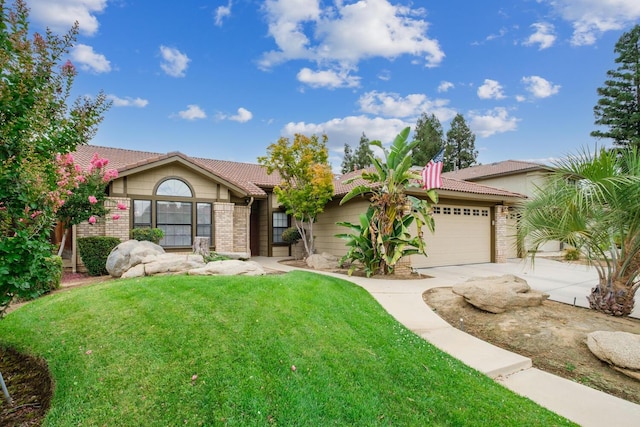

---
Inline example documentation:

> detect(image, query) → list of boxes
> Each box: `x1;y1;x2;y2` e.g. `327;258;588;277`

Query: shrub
130;228;164;244
203;252;232;263
564;248;581;261
78;237;121;276
281;227;302;244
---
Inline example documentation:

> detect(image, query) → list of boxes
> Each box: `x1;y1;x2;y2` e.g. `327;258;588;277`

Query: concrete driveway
418;257;640;319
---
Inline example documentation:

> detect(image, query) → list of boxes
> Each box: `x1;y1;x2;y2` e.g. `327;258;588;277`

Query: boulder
106;240;165;278
142;253;206;276
188;260;265;276
306;252;339;270
452;274;549;314
587;331;640;380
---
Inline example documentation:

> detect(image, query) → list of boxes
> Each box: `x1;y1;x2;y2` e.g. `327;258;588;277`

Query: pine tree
353;133;374;170
411;113;444;166
591;25;640;149
341;143;354;174
444;113;477;172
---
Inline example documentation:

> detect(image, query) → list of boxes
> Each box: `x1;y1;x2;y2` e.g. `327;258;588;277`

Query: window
156;179;192;197
482;210;489;217
463;208;471;216
433;206;441;214
272;212;288;244
197;203;212;240
453;208;461;215
473;209;480;216
133;200;151;228
443;207;451;215
157;201;192;246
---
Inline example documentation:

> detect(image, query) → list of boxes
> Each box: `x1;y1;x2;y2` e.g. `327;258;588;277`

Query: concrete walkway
254;256;640;427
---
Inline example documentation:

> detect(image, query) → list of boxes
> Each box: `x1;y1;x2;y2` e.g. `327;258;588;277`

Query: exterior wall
313;198;371;257
119;164;228;201
259;196;269;256
233;205;250;253
494;205;508;263
213;202;234;252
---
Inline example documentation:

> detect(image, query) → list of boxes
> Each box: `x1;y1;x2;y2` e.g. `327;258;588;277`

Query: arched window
132;178;212;248
156;179;193;197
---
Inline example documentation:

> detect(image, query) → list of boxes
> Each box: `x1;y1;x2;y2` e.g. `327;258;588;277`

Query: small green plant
78;236;121;276
281;227;302;245
565;362;576;372
564;248;581;261
203;252;232;262
130;228;165;244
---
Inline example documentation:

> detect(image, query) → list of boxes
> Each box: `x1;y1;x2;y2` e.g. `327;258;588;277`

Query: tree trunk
587;280;636;316
192;237;210;258
57;228;69;257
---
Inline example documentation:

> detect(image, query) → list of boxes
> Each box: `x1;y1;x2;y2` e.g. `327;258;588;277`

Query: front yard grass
0;271;574;426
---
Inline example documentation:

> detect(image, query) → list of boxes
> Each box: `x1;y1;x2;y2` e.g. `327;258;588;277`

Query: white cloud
477;79;506;100
357;91;457;122
159;46;190;78
259;0;444;80
282;115;412;159
469;107;519;137
542;0;640;46
29;0;107;36
515;95;526;102
297;67;360;89
229;107;253;123
215;1;232;26
176;105;206;120
438;81;454;93
71;44;111;73
522;75;561;98
523;22;556;49
107;95;149;108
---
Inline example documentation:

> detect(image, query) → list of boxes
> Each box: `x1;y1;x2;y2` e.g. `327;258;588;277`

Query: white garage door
410;205;492;268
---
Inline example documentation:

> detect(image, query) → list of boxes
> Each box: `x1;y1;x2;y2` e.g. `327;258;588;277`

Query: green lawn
0;271;574;426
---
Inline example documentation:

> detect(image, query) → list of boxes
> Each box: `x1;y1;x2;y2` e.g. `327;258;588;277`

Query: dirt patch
279;259;430;280
423;287;640;404
0;348;53;427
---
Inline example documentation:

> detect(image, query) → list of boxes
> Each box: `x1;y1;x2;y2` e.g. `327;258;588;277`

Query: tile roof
73;145;525;200
333;167;525;199
442;160;552;181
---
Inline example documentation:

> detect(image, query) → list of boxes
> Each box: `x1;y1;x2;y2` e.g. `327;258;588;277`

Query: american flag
422;148;444;190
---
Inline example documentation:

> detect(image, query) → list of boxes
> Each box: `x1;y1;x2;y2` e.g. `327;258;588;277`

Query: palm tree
518;147;640;316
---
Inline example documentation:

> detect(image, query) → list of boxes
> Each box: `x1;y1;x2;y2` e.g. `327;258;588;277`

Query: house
443;160;560;255
62;145;527;271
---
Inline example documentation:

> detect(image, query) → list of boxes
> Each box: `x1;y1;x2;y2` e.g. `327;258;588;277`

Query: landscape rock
188;260;265;276
587;331;640;380
142;253;205;276
452;274;549;313
106;240;165;278
306;252;339;270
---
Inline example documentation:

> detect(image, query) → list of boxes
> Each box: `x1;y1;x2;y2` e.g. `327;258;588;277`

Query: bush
564;248;581;261
203;252;232;262
78;237;121;276
282;227;302;244
130;228;164;244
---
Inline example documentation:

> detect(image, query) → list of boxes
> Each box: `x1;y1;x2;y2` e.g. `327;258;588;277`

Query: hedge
78;236;121;276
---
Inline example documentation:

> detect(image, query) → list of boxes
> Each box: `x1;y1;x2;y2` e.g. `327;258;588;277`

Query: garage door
410;205;492;268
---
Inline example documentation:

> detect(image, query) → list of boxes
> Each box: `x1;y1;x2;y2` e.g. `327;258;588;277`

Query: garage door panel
410;205;491;268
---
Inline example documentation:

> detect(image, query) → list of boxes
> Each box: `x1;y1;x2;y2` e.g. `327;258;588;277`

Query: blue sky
27;0;640;171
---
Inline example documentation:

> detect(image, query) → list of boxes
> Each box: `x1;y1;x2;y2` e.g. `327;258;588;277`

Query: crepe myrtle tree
518;147;640;316
337;127;437;276
0;0;110;315
258;133;334;258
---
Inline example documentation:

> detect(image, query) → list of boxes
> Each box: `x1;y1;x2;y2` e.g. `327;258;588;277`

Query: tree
258;134;334;258
591;25;640;149
337;127;437;276
444;114;477;172
341;133;374;174
353;133;374;170
0;0;110;315
518;147;640;316
411;113;444;166
341;143;354;174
